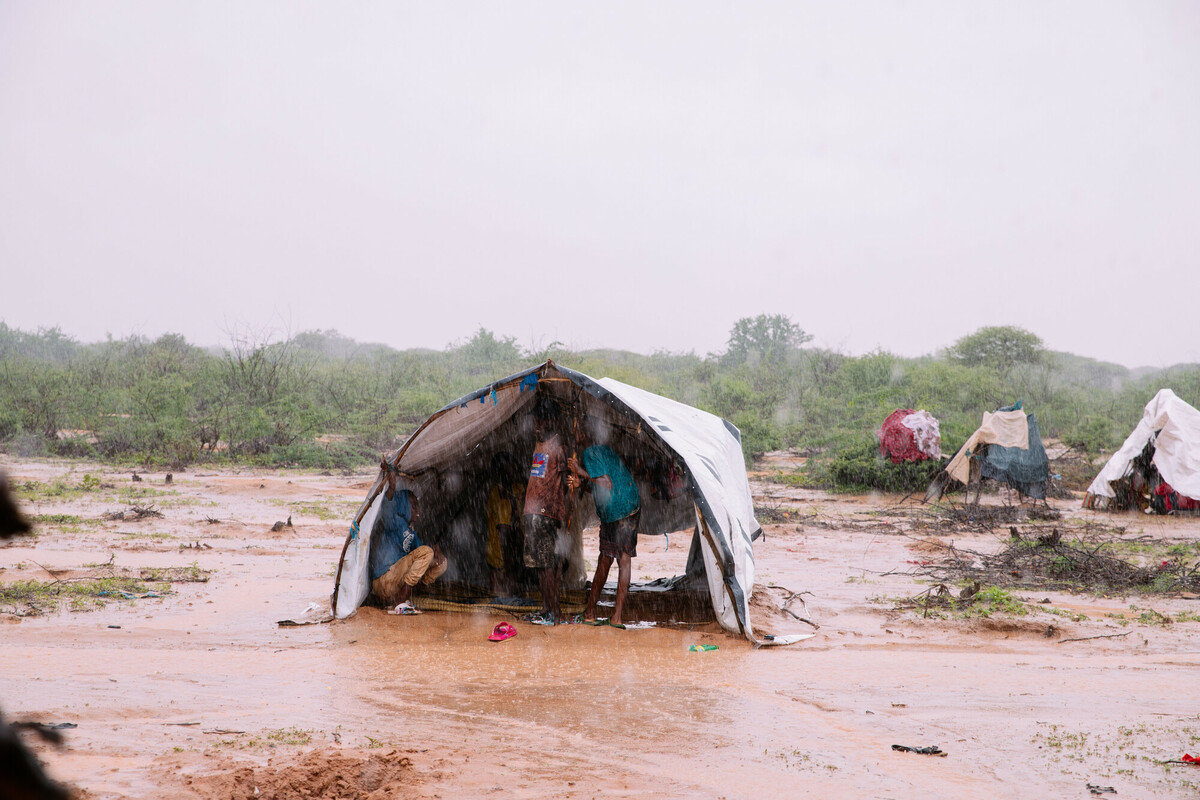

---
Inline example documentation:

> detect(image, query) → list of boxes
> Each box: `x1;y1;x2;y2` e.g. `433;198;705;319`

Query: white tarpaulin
1086;389;1200;501
596;377;758;638
900;410;943;459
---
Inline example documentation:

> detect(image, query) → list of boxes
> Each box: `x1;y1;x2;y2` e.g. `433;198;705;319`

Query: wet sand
3;457;1199;799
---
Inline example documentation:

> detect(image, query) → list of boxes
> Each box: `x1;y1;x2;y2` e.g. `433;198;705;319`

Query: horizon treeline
1;318;1198;472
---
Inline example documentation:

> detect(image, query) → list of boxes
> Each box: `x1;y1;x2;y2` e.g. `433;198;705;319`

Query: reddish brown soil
3;457;1200;799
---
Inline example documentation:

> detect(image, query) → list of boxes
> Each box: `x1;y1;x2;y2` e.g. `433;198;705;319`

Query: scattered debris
895;583;967;617
780;588;820;629
102;505;164;521
131;473;142;483
270;515;293;532
165;473;173;484
892;744;946;756
180;541;213;550
755;503;793;523
940;504;1061;527
1058;632;1133;645
904;527;1199;594
137;566;210;583
1159;753;1200;766
276;602;333;627
204;516;221;525
1086;783;1117;795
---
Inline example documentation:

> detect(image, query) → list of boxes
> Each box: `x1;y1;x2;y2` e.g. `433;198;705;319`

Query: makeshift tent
331;361;804;645
926;402;1050;501
1084;389;1200;512
878;409;942;463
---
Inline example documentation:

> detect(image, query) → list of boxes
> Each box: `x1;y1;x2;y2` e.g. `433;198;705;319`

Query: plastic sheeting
596;377;758;639
1086;389;1200;502
946;409;1030;485
331;362;775;642
901;410;943;459
879;409;942;462
979;413;1049;499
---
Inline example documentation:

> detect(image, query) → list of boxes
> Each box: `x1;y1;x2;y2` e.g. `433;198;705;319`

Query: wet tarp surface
1087;388;1200;502
943;406;1049;498
331;362;770;641
979;412;1049;499
945;409;1030;485
878;409;942;463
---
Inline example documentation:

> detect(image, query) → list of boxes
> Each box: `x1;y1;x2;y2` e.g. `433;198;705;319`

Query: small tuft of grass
896;582;1029;619
960;586;1028;618
1136;609;1173;626
139;563;211;583
1041;606;1089;623
288;501;337;521
265;727;313;746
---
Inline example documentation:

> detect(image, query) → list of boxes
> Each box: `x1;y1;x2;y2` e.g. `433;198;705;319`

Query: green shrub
1062;415;1118;454
807;437;944;493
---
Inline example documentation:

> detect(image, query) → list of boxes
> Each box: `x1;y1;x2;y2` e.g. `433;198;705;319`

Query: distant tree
722;314;812;367
946;326;1045;371
292;329;364;360
0;323;80;363
451;328;524;370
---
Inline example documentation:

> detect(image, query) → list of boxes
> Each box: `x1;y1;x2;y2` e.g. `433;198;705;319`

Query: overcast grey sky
2;2;1197;367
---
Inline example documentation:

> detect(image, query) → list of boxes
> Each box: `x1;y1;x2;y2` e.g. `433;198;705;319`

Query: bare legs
612;553;631;625
584;552;632;626
538;564;561;621
583;554;612;622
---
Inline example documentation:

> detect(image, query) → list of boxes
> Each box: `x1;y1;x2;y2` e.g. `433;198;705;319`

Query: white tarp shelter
330;361;806;645
1086;389;1200;503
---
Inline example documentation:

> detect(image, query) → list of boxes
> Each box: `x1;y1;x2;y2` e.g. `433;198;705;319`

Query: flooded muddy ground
2;457;1199;799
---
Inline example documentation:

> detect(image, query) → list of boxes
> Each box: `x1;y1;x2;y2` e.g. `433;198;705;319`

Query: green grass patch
288;501;338;521
31;513;86;526
1041;606;1089;622
265;727;313;746
209;727;314;751
116;486;175;503
960;586;1029;618
800;438;944;494
0;577;168;616
897;583;1032;619
13;475;106;502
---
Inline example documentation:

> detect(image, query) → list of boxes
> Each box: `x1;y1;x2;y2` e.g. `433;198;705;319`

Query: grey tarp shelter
331;361;801;644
